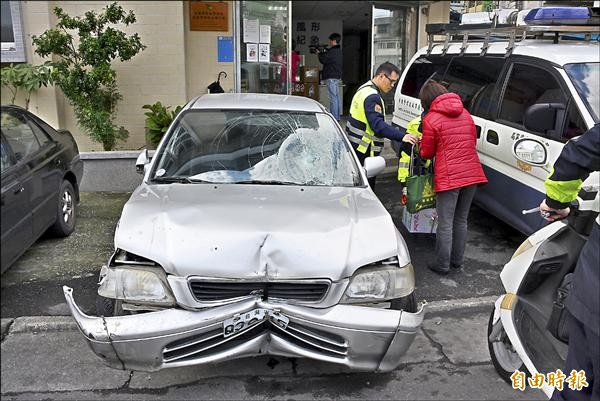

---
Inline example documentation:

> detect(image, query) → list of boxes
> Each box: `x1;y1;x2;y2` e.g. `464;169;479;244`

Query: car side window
499;63;566;138
400;55;451;98
442;56;505;118
1;138;15;172
1;110;43;162
26;116;52;147
563;101;586;141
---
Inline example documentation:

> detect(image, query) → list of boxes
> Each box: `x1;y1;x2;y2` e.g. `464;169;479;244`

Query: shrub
1;63;53;110
143;102;183;147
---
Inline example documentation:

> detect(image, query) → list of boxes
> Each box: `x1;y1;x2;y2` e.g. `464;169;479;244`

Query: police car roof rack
426;23;600;57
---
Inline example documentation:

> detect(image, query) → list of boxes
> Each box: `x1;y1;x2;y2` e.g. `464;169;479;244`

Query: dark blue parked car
1;105;83;272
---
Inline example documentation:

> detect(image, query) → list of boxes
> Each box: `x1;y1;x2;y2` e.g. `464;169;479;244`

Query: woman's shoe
427;263;449;275
450;263;463;270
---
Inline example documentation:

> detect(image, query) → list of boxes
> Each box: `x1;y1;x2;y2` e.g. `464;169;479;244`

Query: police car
393;6;599;235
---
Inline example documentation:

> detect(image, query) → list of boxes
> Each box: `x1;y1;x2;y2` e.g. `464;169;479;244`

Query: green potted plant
142;102;182;148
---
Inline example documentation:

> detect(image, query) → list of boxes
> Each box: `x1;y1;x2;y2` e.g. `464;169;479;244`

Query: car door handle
14;186;25;195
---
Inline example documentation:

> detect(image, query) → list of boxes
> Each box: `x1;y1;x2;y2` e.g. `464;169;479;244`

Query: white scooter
487;186;599;398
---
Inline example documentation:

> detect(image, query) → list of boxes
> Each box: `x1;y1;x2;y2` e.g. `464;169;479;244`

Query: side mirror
135;149;150;174
364;156;386;178
523;103;566;135
513;138;547;166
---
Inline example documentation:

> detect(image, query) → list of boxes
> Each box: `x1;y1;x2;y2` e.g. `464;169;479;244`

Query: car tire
389;293;417;312
487;308;528;383
49;180;76;237
96;295;126;317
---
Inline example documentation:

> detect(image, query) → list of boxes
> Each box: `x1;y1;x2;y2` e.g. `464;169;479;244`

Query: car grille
189;280;329;302
163;319;347;365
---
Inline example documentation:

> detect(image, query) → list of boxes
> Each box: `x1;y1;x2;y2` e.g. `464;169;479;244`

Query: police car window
499;63;566;137
563;101;586;141
400;56;450;98
1;110;42;162
442;57;505;118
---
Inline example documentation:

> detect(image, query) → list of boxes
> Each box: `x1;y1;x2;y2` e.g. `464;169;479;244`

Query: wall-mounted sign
190;1;228;31
217;36;233;62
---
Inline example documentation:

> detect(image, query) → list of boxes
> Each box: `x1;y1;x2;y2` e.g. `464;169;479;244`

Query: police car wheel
487;309;528;383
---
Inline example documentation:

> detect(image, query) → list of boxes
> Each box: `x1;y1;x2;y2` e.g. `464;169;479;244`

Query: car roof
423;39;599;66
188;93;326;113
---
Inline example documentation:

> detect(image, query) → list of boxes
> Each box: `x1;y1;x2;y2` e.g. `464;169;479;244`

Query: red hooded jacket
420;93;488;192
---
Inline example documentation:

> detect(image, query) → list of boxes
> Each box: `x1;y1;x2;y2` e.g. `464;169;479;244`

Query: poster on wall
243;19;259;43
246;43;258;62
258;44;270;63
259;25;271;44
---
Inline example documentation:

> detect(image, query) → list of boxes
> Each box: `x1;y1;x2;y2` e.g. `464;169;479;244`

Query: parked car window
26;116;52;147
400;55;451;98
1;109;42;161
153;111;360;187
564;62;599;124
499;63;566;137
1;139;15;172
442;56;505;118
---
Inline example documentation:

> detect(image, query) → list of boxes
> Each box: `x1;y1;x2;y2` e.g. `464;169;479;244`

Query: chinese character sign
190;1;228;31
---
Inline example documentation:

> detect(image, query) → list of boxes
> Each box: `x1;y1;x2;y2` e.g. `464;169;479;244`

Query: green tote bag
405;147;436;214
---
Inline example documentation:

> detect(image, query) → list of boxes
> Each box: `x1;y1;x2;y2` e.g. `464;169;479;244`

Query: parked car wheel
390;293;417;312
96;295;126;317
487;309;527;383
49;180;76;237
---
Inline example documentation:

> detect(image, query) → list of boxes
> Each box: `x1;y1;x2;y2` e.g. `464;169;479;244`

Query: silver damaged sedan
63;93;425;372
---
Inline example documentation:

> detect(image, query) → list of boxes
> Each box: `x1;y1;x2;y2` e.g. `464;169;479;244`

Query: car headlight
98;265;176;306
340;257;415;304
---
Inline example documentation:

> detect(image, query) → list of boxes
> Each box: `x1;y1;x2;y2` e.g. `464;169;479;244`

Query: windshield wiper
234;180;300;185
152;176;194;184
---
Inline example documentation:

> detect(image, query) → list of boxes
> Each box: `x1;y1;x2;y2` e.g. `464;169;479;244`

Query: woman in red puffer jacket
418;81;488;275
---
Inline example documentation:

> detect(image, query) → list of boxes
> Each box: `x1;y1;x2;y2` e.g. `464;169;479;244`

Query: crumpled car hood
115;183;407;281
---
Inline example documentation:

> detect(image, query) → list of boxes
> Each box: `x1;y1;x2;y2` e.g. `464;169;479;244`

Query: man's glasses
383;75;398;85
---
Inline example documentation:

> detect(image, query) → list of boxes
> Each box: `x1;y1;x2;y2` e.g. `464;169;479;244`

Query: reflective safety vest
346;82;386;157
397;116;430;183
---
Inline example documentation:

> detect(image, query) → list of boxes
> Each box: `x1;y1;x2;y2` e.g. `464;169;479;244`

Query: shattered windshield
152;110;361;186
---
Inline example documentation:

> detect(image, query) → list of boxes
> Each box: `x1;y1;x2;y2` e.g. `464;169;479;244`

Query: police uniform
397;116;430;184
346;80;406;187
548;124;599;401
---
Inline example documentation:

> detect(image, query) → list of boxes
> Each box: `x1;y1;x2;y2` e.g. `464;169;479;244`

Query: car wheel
49;180;76;237
389;293;417;312
96;295;126;317
487;308;527;383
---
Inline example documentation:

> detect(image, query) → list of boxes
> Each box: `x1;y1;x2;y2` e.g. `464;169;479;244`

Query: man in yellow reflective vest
346;62;418;188
397;115;430;186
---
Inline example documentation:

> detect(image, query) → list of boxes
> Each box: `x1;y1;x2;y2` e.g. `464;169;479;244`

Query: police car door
480;59;583;235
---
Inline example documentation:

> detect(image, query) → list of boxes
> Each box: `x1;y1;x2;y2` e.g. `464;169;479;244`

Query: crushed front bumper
63;286;425;372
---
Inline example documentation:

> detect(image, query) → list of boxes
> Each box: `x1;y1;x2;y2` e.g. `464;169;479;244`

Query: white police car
393;6;599;234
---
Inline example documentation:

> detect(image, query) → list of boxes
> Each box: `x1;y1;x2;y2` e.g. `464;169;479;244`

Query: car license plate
223;309;289;337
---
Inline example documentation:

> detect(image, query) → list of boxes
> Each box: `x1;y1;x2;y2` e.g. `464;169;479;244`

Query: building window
1;1;26;62
378;24;388;34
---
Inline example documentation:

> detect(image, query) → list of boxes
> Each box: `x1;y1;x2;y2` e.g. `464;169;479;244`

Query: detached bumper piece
63;286;424;372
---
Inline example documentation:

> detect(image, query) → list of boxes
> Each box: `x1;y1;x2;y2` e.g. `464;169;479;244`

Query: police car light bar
524;7;600;26
425;7;600;57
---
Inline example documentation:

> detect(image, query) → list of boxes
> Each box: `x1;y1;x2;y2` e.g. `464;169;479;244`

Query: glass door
237;1;291;94
371;4;407;113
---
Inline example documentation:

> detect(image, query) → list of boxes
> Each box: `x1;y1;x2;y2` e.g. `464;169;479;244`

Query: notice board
190;1;228;31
